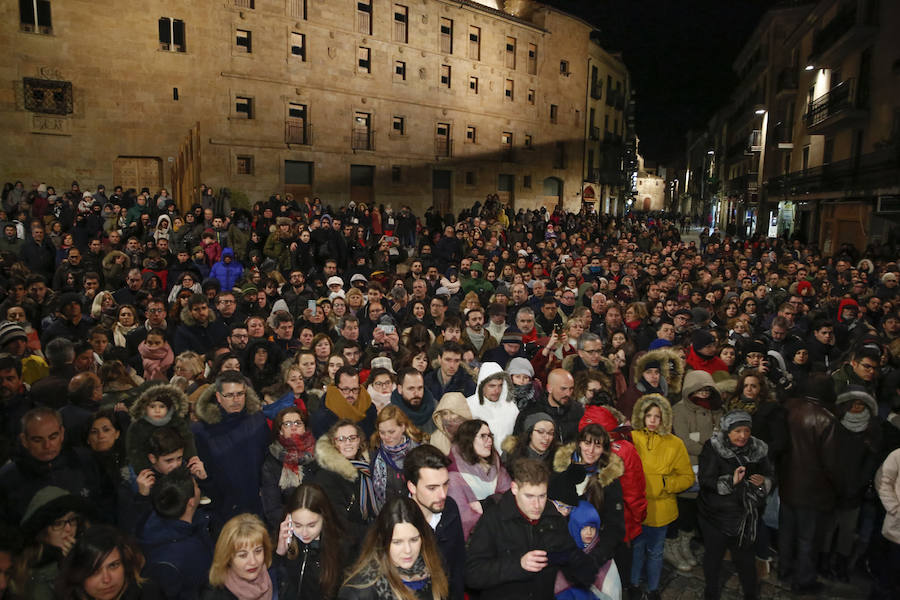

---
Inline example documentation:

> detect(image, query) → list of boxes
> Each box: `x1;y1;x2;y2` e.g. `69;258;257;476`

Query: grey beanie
523;411;555;434
720;410;753;433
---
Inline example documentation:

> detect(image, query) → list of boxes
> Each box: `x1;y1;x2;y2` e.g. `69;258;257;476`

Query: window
440;18;453;54
392;116;405;135
358;47;371;73
357;0;372;34
235;96;253;118
394;60;406;81
501;132;513;146
440;64;451;88
288;103;307;120
393;5;408;43
236;155;254;175
504;79;514;101
524;134;533;149
235;29;251;53
159;18;186;52
527;88;535;105
549;103;558;123
288;0;305;19
435;123;451;156
352;112;372;150
468;26;480;60
468;76;478;94
23;78;73;115
523;175;532;188
465;171;475;186
527;43;537;75
286;103;308;144
20;0;52;33
505;37;516;69
466;126;476;143
234;0;254;7
290;32;306;60
559;60;569;75
392;166;402;184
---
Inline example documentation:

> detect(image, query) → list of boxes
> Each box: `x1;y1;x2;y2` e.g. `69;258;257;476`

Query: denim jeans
779;503;826;586
631;524;668;590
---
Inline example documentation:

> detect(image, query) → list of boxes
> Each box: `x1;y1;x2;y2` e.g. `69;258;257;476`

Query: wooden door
114;157;162;193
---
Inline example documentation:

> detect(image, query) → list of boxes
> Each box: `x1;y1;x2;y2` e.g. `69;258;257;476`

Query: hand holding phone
307;299;316;316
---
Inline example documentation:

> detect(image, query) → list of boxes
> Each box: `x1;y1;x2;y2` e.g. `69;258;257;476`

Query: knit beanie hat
508;357;534;378
692;329;716;350
523;412;555;434
720;410;753;434
0;322;27;348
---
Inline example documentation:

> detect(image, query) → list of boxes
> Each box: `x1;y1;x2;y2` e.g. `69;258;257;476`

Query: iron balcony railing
805;78;860;128
285;121;311;145
351;129;373;150
434;137;452;157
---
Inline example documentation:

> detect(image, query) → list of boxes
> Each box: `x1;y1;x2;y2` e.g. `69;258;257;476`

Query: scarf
841;408;871;433
113;322;139;348
398;555;430;584
511;383;536;410
269;432;315;490
728;395;760;416
224;565;272;600
350;457;377;521
367;385;393;412
466;327;486;351
144;409;174;427
625;319;642;331
373;437;415;509
138;341;174;381
324;384;373;422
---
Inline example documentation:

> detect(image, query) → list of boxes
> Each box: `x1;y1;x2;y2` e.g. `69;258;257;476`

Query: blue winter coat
209;248;244;291
138;510;214;600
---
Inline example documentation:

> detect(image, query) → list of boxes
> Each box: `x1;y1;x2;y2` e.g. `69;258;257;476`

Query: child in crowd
126;384;197;473
555;500;622;600
137;328;174;381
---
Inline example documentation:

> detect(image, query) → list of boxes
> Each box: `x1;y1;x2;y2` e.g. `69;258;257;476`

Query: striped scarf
351;458;377;521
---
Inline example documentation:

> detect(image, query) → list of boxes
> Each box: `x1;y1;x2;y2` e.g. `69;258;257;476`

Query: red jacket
580;405;648;541
685;345;728;374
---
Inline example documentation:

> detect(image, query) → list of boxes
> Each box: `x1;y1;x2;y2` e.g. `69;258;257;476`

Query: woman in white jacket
876;447;900;597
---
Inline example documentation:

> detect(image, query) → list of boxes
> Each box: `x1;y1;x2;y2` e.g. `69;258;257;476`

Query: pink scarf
138;341;174;381
224;567;272;600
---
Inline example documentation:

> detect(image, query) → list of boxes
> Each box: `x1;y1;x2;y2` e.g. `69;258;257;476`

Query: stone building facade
3;0;630;215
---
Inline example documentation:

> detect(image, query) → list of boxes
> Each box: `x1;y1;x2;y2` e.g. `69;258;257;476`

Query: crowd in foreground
1;179;900;600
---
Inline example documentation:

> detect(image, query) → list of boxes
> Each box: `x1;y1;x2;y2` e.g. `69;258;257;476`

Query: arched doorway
642;197;652;212
542;177;563;210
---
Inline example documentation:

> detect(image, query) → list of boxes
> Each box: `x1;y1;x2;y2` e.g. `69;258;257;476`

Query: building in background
4;0;633;215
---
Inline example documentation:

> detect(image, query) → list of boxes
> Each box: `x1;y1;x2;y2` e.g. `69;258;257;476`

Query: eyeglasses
857;362;879;372
220;390;246;399
533;428;555;437
281;420;305;428
337;386;360;395
50;516;79;531
334;434;359;444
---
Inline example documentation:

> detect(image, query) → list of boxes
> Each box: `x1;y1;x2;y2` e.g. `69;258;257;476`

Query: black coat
698;434;773;538
277;537;350;600
465;490;598;600
434;496;466;600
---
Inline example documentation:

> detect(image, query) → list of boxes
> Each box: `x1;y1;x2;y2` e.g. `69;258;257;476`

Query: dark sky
542;0;772;161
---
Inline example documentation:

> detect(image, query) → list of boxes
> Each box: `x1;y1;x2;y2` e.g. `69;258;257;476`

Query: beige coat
877;447;900;544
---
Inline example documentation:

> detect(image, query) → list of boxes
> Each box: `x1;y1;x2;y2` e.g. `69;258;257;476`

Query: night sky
542;0;773;161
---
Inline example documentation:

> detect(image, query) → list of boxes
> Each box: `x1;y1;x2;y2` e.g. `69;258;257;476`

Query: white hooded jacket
466;361;518;448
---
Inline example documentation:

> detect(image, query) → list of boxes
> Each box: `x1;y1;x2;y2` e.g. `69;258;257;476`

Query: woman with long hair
261;408;317;531
313;420;376;541
90;291;118;329
273;484;349;600
338;496;448;600
204;514;277;600
446;419;511;539
56;524;158;600
370;406;425;512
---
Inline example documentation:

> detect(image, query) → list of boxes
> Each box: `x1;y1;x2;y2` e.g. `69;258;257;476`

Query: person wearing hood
153;214;172;243
172;294;227;355
466;361;518;449
429;392;472;455
617;348;678;422
697;411;774;600
137;466;214;600
209;247;244;292
835;298;875;348
685;329;729;375
126;384;197;474
389;367;437;434
460;261;493;298
629;394;694;600
190;371;269;529
669;369;724;572
820;386;882;581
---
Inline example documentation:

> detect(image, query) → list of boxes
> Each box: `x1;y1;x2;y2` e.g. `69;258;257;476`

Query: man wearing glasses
126;297;169;355
191;371;268;528
833;345;881;398
312;366;376;438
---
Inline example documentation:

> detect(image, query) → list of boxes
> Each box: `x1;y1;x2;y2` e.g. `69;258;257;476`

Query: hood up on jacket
101;250;129;269
631;393;674;435
836;386;879;417
430;391;472;454
633;347;684;396
315;434;368;482
579;404;631;439
681;369;722;405
193;376;262;425
129;383;190;421
220;247;235;261
471;361;512;405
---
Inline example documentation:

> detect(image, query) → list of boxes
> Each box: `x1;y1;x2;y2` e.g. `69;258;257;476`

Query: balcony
776;68;798;97
589;126;600;141
805;78;867;134
748;130;762;152
772;122;794;150
434;137;453;158
590;81;602;100
351;129;374;151
810;0;878;67
605;90;619;108
725;174;758;197
765;148;900;196
285;121;311;145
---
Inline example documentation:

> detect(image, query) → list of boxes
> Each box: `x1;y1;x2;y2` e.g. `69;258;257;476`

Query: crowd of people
0;179;900;600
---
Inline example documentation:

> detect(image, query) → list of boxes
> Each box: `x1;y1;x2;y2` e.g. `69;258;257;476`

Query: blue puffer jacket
209;247;244;291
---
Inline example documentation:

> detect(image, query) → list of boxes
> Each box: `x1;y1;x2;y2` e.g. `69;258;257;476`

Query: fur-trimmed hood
129;383;189;421
631;393;674;435
552;442;626;488
193;377;262;424
473;361;512;405
633;347;684;395
180;303;218;327
500;434;519;456
102;250;129;269
314;434;369;482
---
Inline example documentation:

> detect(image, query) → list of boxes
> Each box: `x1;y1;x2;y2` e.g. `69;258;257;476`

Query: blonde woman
369;406;426;512
205;513;278;600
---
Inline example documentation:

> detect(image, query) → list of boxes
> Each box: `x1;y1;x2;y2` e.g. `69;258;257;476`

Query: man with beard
461;306;497;359
515;368;583;444
390;368;437;434
404;445;465;600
